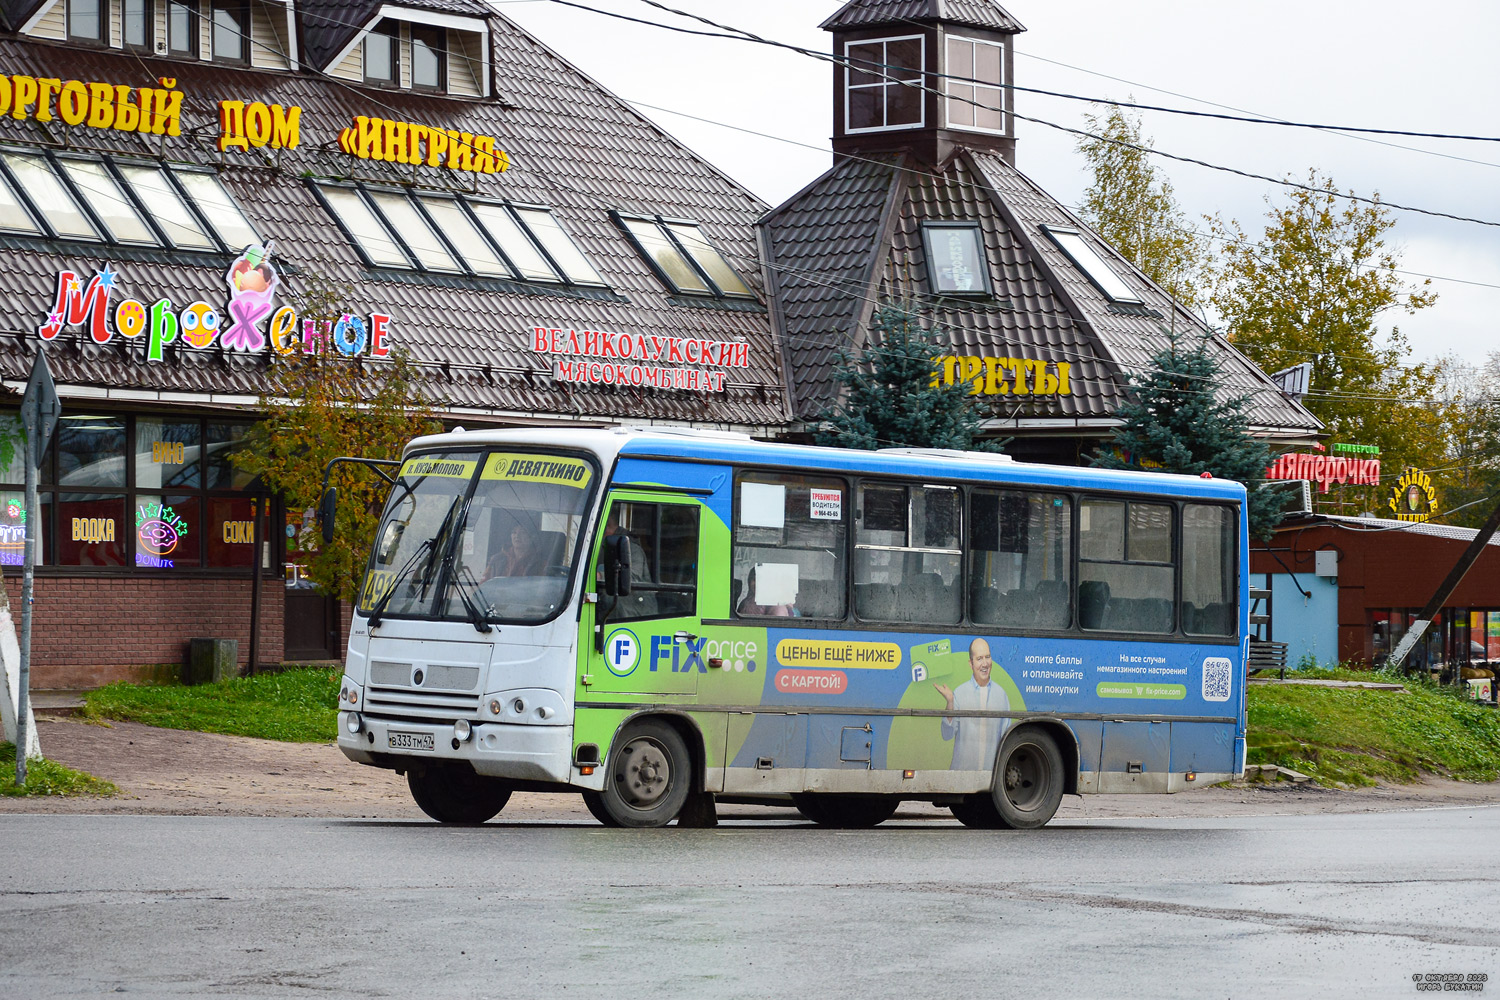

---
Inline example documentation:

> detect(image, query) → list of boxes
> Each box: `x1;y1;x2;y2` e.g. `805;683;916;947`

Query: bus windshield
358;450;597;624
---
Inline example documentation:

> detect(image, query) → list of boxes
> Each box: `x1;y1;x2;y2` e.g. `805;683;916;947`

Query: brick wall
3;574;288;689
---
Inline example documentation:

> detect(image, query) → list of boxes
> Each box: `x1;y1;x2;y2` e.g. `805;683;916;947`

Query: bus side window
1182;503;1235;636
969;490;1071;629
1078;499;1175;633
733;473;847;619
853;483;962;625
604;501;699;621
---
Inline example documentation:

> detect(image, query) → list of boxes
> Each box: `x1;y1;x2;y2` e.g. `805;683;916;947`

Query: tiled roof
0;24;788;429
1290;514;1500;547
820;0;1025;33
762;147;1322;439
0;0;46;33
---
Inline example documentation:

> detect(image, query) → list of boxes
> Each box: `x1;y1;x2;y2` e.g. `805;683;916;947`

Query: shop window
602;501;698;622
134;494;199;569
1078;499;1174;633
207;496;257;568
315;184;410;268
67;0;105;44
855;483;962;625
921;223;991;296
173;170;259;250
0;412;24;484
364;20;399;86
168;0;198;57
733;473;847;620
117;165;216;251
615;214;752;298
366;190;461;272
212;2;249;64
53;415;126;489
468;201;560;282
1182;504;1235;636
946;36;1004;132
2;153;97;240
845;35;924;132
0;490;28;567
512;207;605;286
57;493;126;567
123;0;152;51
57;160;157;245
411;25;446;91
205;422;255;489
969;490;1070;629
418;197;510;277
135;419;202;491
1042;226;1143;305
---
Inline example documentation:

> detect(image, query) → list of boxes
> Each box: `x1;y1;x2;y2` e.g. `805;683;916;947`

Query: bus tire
593;720;693;828
949;795;1004;829
791;794;899;829
990;728;1064;829
407;766;512;824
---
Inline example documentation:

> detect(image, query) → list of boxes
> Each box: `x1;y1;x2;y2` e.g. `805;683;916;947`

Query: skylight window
173;171;259;249
1043;226;1142;304
0;170;39;235
366;190;460;272
3;153;97;240
316;185;410;268
117;165;216;251
514;207;605;286
921;223;992;296
468;202;558;282
418;197;509;277
615;214;754;299
58;159;157;245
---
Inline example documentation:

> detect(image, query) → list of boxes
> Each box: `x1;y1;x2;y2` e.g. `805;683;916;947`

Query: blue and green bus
332;427;1247;828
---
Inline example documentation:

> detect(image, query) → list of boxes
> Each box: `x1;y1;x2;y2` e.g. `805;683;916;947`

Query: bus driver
934;638;1010;771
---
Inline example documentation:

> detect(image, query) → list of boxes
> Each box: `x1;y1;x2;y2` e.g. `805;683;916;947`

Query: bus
329;427;1247;829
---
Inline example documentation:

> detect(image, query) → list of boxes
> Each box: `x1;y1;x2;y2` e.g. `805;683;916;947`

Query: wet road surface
3;806;1498;998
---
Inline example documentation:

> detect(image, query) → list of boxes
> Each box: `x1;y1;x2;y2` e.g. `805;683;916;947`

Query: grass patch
1247;672;1500;786
82;666;341;743
0;743;117;797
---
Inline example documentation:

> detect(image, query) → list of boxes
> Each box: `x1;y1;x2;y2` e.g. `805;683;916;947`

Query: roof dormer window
123;0;153;51
845;35;924;133
411;25;446;91
363;20;399;86
212;2;250;65
66;0;105;44
168;0;198;57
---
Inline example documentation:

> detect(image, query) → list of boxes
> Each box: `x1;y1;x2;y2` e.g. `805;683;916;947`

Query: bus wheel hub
621;739;670;804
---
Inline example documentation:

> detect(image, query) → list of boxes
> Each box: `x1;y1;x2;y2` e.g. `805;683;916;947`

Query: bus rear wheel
792;794;899;829
588;720;693;828
990;728;1064;829
407;765;512;824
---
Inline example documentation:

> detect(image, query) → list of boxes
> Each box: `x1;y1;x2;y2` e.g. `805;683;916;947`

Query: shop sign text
1266;452;1381;493
932;356;1072;396
217;100;301;151
337;115;508;174
0;73;182;136
1389;468;1438;523
531;325;749;394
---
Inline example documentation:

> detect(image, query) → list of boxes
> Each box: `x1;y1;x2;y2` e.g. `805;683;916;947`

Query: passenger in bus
933;637;1010;771
737;566;796;617
484;525;546;579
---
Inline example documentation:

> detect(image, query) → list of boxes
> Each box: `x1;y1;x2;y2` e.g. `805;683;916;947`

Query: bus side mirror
602;534;632;597
319;487;338;545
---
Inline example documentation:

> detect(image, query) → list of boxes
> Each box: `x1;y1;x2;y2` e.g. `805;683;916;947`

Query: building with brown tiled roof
766;0;1322;464
0;0;785;681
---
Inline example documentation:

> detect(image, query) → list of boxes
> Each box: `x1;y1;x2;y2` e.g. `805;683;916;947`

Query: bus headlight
454;719;473;743
345;712;363;735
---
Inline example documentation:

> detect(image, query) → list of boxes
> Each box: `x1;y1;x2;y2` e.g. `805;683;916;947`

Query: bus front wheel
990;728;1064;829
586;720;693;828
792;794;899;829
407;766;512;824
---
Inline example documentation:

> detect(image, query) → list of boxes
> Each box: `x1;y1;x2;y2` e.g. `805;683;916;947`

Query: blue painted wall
1251;572;1339;669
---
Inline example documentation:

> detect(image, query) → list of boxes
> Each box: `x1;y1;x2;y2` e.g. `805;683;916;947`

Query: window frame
409;23;447;93
920;221;993;297
730;470;851;622
852;479;964;626
596;495;700;623
167;0;199;58
211;0;250;65
944;34;1006;135
1077;497;1178;634
122;0;154;52
53;153;163;248
363;19;400;87
65;0;107;45
1042;225;1144;304
844;33;926;134
0;148;99;241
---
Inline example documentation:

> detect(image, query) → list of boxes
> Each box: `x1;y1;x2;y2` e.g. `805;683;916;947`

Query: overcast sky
499;0;1500;370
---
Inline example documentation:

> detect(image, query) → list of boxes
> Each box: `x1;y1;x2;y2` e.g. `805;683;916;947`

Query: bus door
583;493;704;700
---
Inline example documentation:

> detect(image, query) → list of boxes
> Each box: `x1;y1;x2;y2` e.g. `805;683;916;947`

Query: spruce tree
816;303;996;452
1093;331;1288;538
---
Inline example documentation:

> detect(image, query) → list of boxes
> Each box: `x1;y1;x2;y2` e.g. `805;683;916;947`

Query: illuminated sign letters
217;100;301;152
0;73;183;137
1266;452;1382;493
530;325;748;394
337;115;509;174
1389;468;1438;523
932;356;1072;396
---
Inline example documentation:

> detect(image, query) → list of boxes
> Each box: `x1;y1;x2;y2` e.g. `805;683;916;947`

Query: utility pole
1387;493;1500;678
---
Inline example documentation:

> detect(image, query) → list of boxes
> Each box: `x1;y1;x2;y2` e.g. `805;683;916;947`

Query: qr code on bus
1202;657;1232;702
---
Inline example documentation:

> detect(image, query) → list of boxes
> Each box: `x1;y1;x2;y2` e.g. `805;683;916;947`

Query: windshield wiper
438;498;493;634
447;564;494;634
367;496;461;628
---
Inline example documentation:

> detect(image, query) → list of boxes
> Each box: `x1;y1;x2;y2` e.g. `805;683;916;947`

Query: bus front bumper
338;712;574;784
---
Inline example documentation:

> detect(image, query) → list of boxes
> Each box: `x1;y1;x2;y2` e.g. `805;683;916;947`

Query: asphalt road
3;807;1498;999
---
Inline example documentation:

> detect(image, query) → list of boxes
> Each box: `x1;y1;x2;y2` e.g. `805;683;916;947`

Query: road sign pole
15;350;59;786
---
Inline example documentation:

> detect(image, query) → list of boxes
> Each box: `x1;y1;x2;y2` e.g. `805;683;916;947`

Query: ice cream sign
36;247;395;361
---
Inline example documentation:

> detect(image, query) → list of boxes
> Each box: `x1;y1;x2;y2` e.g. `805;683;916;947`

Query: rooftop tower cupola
822;0;1024;167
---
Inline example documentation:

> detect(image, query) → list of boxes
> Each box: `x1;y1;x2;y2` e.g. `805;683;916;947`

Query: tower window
946;36;1004;133
168;0;198;57
845;35;924;133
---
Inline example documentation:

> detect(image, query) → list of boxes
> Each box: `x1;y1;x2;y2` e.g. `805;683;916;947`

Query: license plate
388;731;435;751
